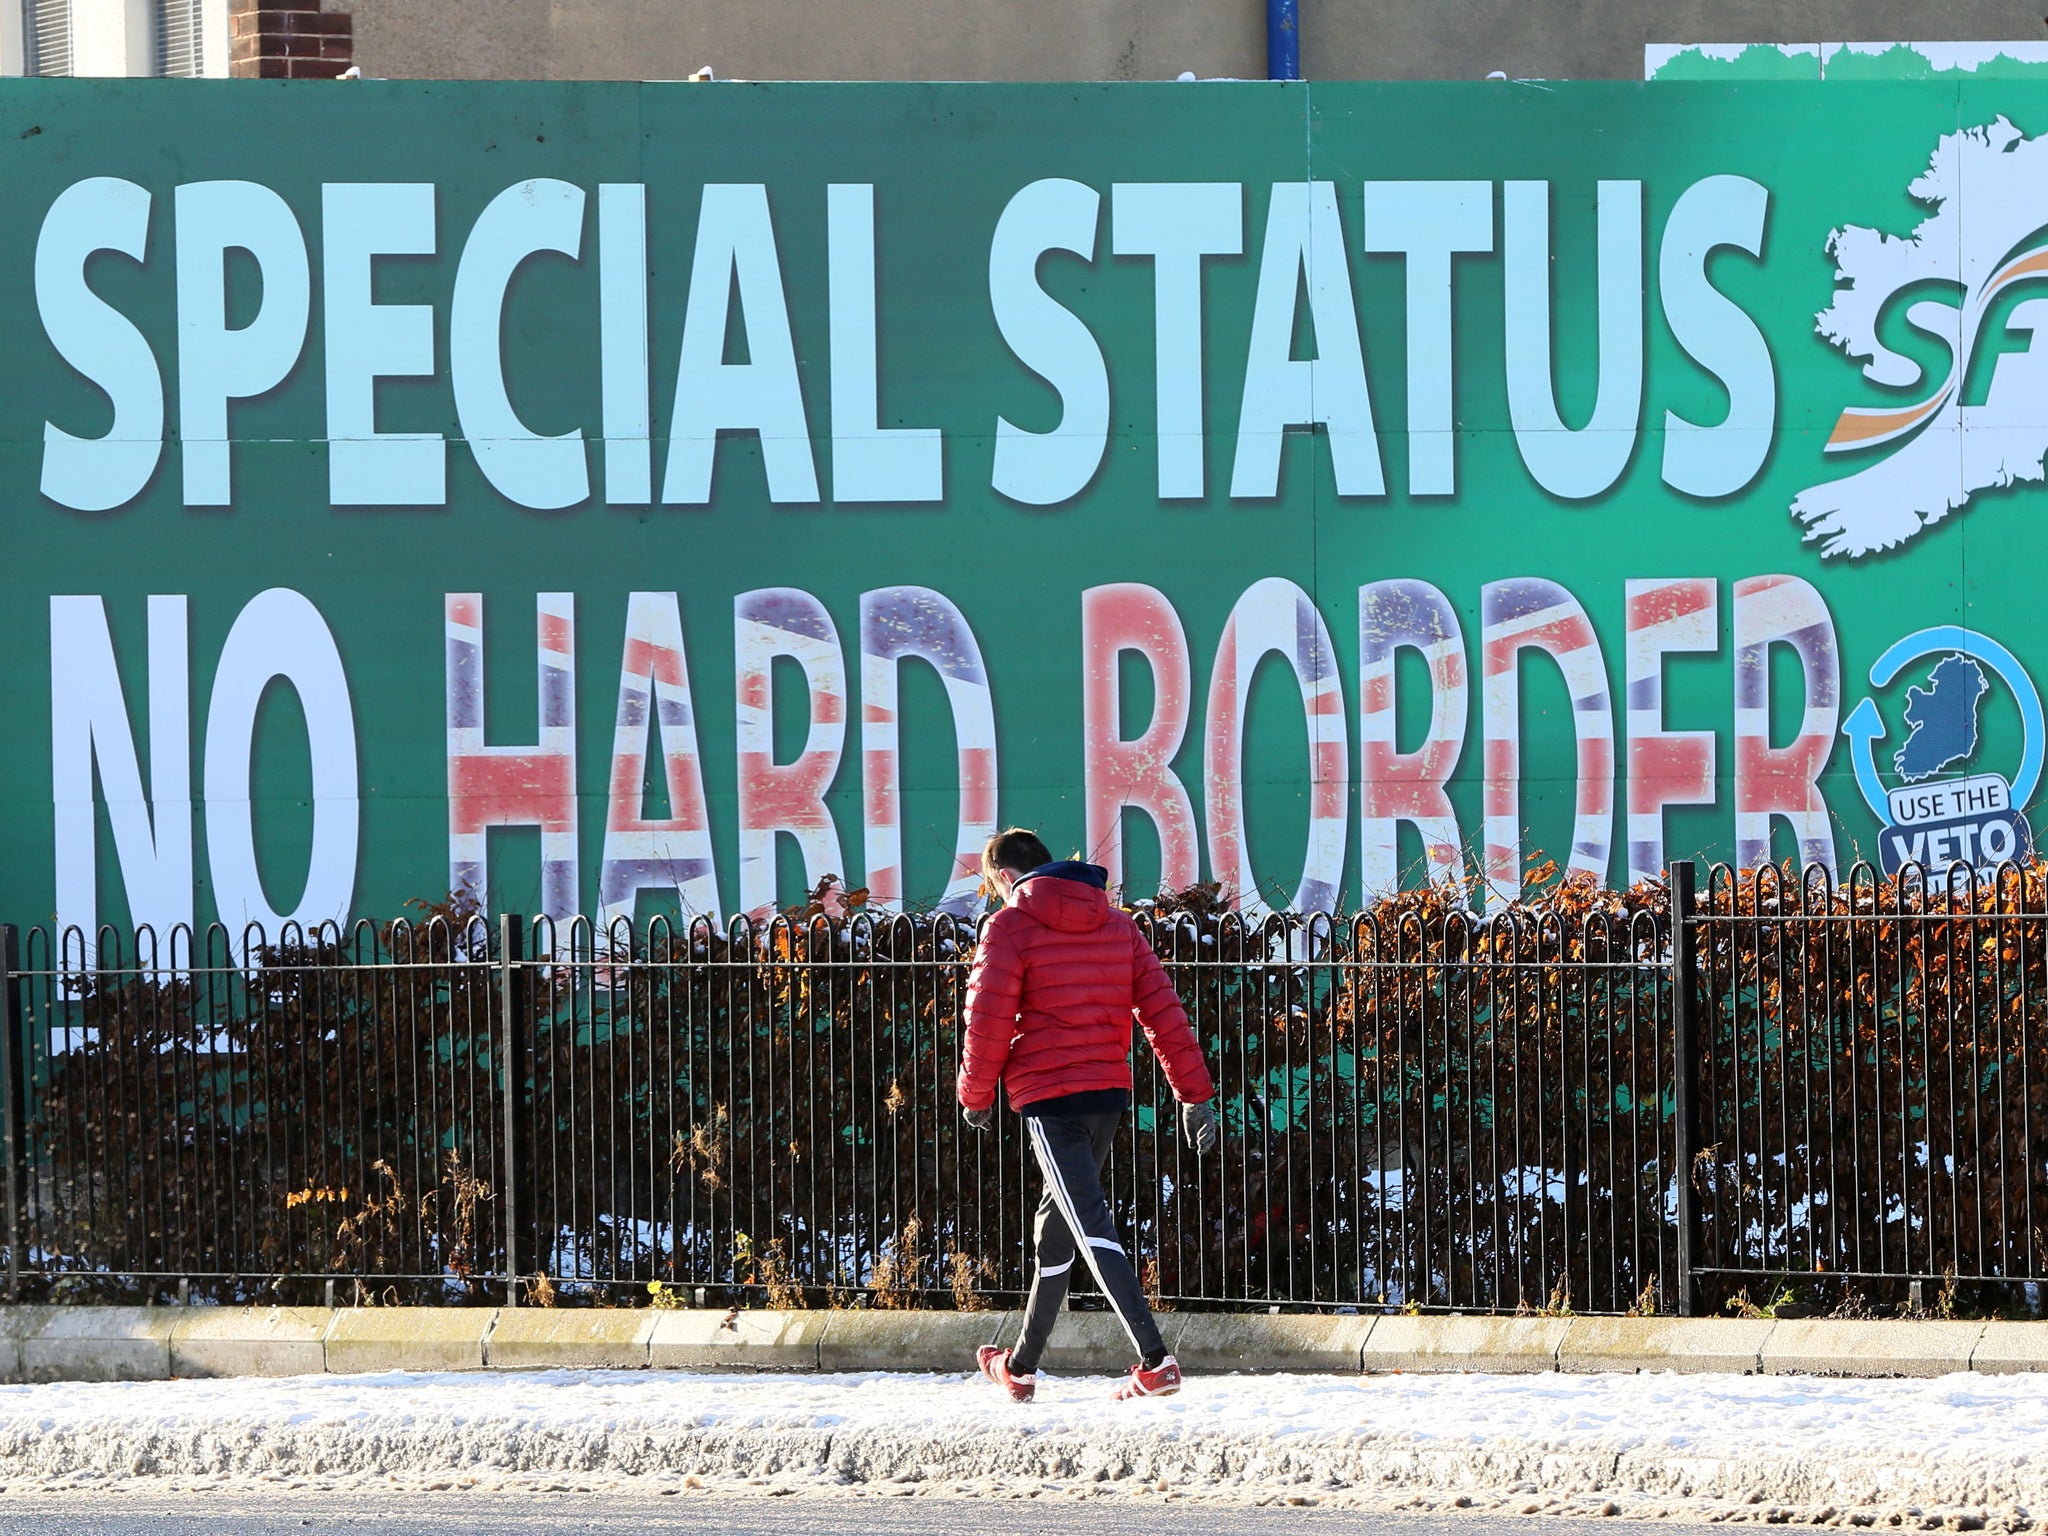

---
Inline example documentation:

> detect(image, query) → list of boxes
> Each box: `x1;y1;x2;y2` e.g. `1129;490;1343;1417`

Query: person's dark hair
981;827;1052;890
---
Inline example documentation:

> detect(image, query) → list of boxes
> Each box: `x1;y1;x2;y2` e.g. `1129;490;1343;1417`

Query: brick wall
230;0;355;79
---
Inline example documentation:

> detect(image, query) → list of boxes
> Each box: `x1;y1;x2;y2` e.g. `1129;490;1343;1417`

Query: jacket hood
1012;861;1111;932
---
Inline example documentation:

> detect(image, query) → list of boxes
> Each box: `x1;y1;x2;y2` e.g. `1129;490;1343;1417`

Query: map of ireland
1894;654;1990;782
1792;117;2048;558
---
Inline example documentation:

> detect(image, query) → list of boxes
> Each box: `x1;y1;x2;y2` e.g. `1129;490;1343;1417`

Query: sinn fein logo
1792;117;2048;558
1842;627;2043;875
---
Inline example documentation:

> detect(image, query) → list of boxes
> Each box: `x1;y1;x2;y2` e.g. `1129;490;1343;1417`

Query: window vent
26;0;72;76
156;0;204;77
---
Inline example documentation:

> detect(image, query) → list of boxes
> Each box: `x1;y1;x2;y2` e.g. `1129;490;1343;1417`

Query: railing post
498;914;529;1307
0;926;24;1303
1669;862;1703;1318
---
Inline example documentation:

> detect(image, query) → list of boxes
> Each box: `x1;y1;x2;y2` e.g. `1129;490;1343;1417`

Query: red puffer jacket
957;863;1215;1113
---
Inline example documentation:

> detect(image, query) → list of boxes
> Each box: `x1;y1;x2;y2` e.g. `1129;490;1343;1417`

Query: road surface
4;1490;1718;1535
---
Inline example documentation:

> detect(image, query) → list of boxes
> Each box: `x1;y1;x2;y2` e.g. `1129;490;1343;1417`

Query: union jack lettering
445;591;578;940
735;587;847;919
1359;578;1468;901
1081;583;1198;897
1205;577;1347;919
860;586;997;916
1623;577;1717;885
1480;577;1613;910
1733;574;1840;877
597;591;720;934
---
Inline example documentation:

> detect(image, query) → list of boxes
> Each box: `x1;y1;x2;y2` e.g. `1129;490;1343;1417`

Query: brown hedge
9;861;2045;1316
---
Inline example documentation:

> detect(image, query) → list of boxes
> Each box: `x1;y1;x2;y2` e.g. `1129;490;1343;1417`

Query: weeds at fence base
950;1252;998;1312
733;1232;804;1311
867;1218;928;1310
1724;1286;1801;1320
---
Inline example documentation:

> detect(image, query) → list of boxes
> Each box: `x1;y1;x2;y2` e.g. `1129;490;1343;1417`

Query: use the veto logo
1842;627;2042;875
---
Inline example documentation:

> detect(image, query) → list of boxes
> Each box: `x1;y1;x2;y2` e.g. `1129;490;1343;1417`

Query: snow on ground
2;1368;2046;1526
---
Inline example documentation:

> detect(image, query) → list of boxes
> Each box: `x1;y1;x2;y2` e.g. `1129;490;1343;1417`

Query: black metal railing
1690;862;2048;1299
2;860;2044;1315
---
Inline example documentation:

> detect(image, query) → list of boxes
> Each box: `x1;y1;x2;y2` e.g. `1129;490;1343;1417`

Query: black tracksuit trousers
1006;1109;1166;1375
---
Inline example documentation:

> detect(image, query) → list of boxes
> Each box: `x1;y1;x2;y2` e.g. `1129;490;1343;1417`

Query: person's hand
1181;1100;1219;1156
963;1104;995;1133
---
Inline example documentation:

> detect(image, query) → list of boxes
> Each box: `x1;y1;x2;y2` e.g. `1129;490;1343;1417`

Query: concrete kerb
0;1307;23;1382
1557;1316;1775;1374
14;1305;175;1383
1972;1321;2048;1374
817;1308;1008;1373
646;1307;829;1371
483;1307;659;1370
1174;1311;1376;1373
1029;1308;1178;1375
324;1306;494;1374
1762;1318;1987;1377
0;1307;2044;1383
170;1306;330;1378
1361;1314;1571;1373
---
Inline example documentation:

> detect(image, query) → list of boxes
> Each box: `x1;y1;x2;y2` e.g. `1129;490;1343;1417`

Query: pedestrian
957;827;1220;1402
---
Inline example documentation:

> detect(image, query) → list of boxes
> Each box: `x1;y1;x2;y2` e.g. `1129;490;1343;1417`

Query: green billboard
4;78;2043;938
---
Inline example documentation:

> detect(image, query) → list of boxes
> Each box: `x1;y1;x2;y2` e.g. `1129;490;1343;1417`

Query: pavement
3;1366;2043;1528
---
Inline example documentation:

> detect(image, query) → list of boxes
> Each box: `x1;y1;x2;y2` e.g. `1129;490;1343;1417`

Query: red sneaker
976;1344;1036;1403
1113;1354;1182;1400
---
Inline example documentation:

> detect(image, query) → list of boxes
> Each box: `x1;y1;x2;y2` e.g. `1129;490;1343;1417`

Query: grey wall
1311;0;2048;81
349;0;1263;83
347;0;2048;82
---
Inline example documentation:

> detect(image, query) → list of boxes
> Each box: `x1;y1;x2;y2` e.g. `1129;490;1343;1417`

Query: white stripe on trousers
1026;1116;1144;1356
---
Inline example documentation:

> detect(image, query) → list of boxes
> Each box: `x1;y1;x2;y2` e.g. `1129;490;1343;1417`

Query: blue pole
1266;0;1300;80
